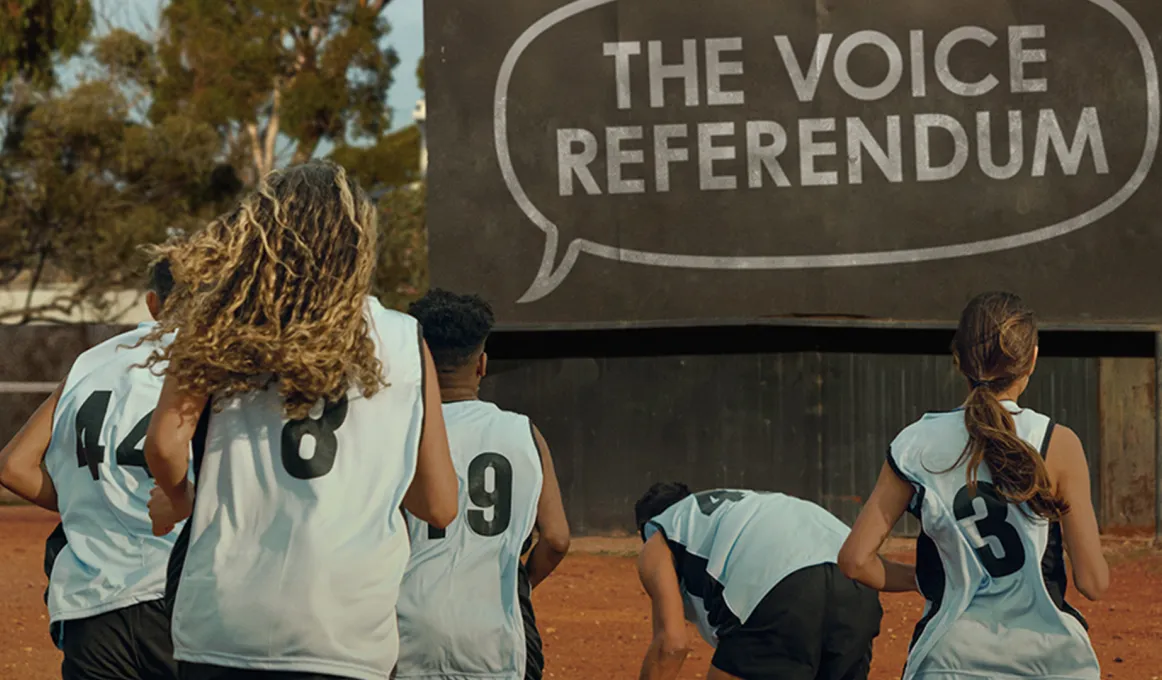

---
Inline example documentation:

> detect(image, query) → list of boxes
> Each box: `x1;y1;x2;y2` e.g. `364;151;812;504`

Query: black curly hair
148;258;174;304
408;288;496;371
634;481;692;540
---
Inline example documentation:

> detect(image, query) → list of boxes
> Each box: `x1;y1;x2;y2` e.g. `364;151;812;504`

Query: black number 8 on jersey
281;396;349;480
953;481;1026;578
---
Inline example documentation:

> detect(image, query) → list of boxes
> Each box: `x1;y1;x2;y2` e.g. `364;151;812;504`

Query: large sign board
425;0;1161;327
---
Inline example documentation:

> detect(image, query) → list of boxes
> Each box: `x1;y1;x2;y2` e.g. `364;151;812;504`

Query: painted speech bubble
494;0;1159;304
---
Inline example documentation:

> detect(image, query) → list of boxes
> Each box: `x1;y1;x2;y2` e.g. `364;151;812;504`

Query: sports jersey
889;401;1100;680
44;322;182;626
643;490;851;646
396;400;543;680
170;299;425;680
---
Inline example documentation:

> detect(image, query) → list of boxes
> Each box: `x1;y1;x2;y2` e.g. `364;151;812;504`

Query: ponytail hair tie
971;378;994;389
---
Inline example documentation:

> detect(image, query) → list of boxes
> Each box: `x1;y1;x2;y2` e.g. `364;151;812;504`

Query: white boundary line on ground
0;382;59;394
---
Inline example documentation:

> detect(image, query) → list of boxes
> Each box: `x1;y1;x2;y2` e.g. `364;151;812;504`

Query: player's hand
148;482;193;536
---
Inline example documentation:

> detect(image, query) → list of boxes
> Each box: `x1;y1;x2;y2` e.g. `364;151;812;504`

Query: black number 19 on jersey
427;452;513;540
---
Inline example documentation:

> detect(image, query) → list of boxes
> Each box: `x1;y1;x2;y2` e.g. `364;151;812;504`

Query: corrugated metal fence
483;353;1101;536
0;325;1125;537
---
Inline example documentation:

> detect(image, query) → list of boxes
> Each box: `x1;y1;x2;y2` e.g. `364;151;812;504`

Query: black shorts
59;599;178;680
711;563;883;680
177;664;356;680
44;522;68;645
518;559;545;680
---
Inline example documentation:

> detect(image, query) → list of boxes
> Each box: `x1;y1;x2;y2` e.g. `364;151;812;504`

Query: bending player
396;289;570;680
839;292;1107;679
0;259;183;680
634;483;886;680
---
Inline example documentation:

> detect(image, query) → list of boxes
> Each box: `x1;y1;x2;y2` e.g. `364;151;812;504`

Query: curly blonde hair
141;161;383;419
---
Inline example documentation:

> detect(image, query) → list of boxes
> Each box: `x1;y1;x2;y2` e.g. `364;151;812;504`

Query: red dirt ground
2;506;1160;679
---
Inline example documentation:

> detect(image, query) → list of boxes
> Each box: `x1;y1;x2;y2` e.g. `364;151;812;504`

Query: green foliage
92;28;157;89
0;0;93;92
151;0;400;180
373;181;428;311
0;72;226;321
0;0;427;323
332;124;419;190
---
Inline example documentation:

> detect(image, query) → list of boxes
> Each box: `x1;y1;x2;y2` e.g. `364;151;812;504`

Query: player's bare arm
0;382;62;512
1047;425;1109;601
402;339;458;528
839;461;919;593
526;423;570;589
144;374;205;536
637;532;690;680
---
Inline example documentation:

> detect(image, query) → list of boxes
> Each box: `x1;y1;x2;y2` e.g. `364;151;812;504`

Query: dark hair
634;481;692;540
148;258;174;304
948;291;1067;520
408;288;495;371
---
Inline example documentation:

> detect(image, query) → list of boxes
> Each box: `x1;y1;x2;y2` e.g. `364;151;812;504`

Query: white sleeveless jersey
396;400;543;680
44;322;183;624
890;401;1100;680
171;300;425;680
643;490;850;647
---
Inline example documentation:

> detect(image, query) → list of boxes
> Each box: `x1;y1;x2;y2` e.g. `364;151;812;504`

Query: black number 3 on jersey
953;481;1026;578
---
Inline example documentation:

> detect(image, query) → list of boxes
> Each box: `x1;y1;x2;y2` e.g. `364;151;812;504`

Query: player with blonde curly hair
139;160;386;420
143;160;459;680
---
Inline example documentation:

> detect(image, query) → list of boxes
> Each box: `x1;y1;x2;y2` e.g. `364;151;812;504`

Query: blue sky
72;0;425;131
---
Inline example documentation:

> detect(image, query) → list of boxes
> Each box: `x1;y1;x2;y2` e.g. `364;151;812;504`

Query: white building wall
0;285;152;325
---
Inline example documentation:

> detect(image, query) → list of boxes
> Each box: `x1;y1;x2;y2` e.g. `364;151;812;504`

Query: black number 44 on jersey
74;390;154;480
695;490;747;515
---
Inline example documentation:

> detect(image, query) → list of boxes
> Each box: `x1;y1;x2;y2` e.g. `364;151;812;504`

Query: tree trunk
20;244;51;325
262;87;281;172
291;133;321;165
246;122;265;177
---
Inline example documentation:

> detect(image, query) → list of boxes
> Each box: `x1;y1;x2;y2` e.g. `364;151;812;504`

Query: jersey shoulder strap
496;406;538;457
366;298;421;360
887;410;961;484
61;323;159;392
644;494;701;547
889;404;1055;518
1010;404;1053;457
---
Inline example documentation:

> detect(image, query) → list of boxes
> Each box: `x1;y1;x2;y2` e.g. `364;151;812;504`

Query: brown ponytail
949;292;1069;520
